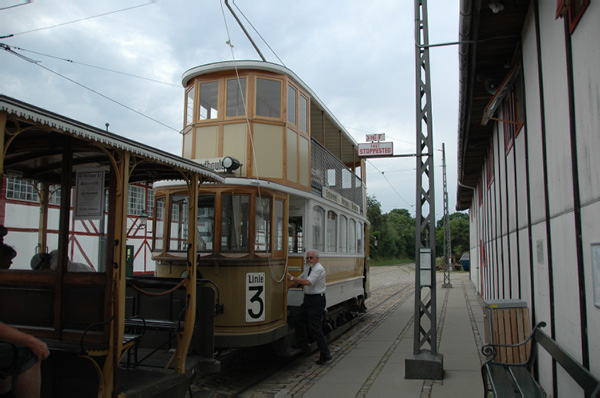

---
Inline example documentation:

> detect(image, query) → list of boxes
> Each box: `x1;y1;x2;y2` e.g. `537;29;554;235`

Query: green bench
481;322;600;397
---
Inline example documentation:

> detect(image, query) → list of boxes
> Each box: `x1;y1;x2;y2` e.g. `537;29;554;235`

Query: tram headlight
222;156;241;173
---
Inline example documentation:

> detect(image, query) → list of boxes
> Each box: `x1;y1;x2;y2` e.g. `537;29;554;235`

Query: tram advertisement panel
246;272;266;322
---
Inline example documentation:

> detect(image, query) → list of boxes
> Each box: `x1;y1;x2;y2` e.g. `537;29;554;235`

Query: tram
0;95;223;397
152;61;370;350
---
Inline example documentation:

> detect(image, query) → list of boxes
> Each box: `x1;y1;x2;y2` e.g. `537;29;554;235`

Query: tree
435;211;469;262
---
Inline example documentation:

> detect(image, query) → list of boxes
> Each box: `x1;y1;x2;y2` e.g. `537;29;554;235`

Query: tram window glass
326;211;337;253
255;196;271;252
169;195;189;252
339;215;348;254
154;197;165;251
342;169;352;189
256;78;281;118
349;219;357;253
357;221;363;254
186;86;195;125
312;206;325;252
221;194;250;252
327;170;336;187
199;81;219;120
299;94;308;131
197;195;215;252
288;216;303;253
287;85;297;125
275;199;284;251
227;77;246;117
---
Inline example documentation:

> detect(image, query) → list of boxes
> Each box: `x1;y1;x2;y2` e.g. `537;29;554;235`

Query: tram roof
0;95;224;185
182;61;361;168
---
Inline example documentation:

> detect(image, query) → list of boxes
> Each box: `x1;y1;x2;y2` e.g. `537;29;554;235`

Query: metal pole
405;0;443;380
442;143;452;288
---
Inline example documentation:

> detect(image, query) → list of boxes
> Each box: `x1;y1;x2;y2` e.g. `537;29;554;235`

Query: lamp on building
139;211;148;229
488;0;505;13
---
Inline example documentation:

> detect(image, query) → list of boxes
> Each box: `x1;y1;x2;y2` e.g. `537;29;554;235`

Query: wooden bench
481;321;600;397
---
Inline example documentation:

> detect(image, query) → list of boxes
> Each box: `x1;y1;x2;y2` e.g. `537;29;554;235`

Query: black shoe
316;354;332;365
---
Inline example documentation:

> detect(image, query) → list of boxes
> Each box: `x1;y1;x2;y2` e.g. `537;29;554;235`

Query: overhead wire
4;1;156;38
366;159;413;208
6;45;179;87
0;0;31;11
1;44;179;133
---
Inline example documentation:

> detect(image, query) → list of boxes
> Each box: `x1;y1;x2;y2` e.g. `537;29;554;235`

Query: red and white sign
366;133;386;142
358;142;394;157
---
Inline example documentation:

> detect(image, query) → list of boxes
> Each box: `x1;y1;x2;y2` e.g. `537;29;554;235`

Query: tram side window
186;86;195;126
287;84;297;125
299;94;308;132
199;81;218;120
197;195;215;252
169;195;189;252
357;221;363;254
256;78;281;118
255;196;271;252
339;215;348;254
275;199;284;251
227;77;246;117
326;210;337;253
288;216;303;253
221;194;250;252
154;197;165;251
349;219;357;254
312;206;325;253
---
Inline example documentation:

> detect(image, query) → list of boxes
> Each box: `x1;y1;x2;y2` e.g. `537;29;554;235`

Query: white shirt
299;262;326;295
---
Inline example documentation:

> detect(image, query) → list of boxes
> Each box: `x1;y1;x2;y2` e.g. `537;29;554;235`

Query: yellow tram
151;61;370;349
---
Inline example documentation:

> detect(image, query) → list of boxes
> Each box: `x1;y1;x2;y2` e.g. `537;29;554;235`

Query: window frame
198;80;220;121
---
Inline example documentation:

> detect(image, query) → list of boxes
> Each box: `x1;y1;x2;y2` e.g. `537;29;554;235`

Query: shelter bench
481;321;600;397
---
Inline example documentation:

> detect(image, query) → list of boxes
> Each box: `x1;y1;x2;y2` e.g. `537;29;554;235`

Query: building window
227;77;246;117
287;85;297;125
6;177;61;205
199;81;219;120
299;95;308;132
154;196;165;251
256;78;281;118
185;87;195;126
128;185;146;216
312;206;325;252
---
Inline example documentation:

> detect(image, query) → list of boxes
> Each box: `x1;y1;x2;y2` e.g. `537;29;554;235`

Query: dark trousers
294;294;330;357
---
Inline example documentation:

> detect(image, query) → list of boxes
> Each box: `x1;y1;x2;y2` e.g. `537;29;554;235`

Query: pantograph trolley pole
405;0;444;379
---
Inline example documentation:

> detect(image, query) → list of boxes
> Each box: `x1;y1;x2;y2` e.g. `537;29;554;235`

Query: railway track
189;264;416;397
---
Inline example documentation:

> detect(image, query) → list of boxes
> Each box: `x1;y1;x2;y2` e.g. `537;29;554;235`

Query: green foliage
367;195;469;263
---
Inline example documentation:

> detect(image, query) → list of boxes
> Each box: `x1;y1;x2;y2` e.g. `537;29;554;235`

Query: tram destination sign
357;141;394;157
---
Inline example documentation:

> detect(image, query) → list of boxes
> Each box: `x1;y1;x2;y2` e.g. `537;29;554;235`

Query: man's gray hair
310;250;320;259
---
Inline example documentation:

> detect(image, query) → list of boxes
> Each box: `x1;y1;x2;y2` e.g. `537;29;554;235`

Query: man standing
287;250;332;365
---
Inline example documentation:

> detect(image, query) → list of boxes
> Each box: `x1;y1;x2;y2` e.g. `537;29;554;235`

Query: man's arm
0;323;49;360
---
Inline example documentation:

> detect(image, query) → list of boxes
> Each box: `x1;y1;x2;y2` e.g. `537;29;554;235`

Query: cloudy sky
0;0;461;218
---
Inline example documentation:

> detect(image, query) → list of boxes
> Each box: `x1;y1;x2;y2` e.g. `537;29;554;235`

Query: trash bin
483;299;530;364
459;252;470;271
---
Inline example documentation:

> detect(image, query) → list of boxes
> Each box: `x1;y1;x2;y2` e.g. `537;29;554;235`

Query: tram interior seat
124;277;187;367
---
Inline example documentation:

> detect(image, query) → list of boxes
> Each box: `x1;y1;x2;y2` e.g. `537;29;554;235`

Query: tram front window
255;196;271;252
220;194;250;252
197;195;215;252
169;195;189;251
